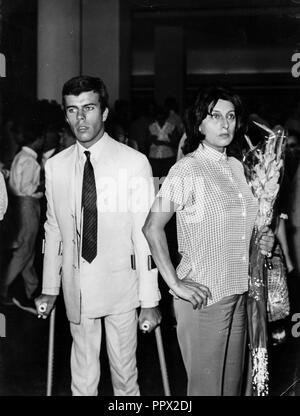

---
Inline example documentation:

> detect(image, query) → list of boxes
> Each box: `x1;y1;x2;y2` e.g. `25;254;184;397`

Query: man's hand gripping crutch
139;308;171;397
35;295;57;320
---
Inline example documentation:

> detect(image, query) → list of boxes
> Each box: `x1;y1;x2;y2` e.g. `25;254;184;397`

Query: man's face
64;91;108;148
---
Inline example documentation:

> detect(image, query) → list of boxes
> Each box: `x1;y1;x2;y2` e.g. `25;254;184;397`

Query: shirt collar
195;142;228;163
22;146;38;159
43;148;56;160
76;131;109;162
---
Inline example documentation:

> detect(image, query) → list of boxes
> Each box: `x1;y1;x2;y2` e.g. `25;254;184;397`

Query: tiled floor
0;275;300;396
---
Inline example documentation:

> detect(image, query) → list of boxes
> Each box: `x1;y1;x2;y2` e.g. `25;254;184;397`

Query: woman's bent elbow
142;218;157;242
142;221;151;240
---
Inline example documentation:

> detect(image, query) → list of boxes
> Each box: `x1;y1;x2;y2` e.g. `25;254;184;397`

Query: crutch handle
38;303;47;313
37;302;48;319
141;320;151;332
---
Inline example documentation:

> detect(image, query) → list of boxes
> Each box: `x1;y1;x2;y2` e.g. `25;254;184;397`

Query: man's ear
102;108;109;122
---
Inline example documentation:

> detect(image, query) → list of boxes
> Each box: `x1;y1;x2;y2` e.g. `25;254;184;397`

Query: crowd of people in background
0;100;76;310
0;92;300;304
0;97;299;276
0;87;299;395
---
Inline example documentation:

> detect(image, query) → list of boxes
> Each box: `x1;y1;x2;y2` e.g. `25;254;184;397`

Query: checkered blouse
158;144;258;306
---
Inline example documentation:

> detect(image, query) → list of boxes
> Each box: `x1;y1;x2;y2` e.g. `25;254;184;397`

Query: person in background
113;123;138;150
0;119;44;311
0;171;8;289
288;161;300;277
270;126;295;276
164;96;185;138
263;125;294;346
284;129;300;184
143;86;274;396
34;124;64;279
107;99;138;149
59;124;76;151
41;125;61;169
176;106;195;162
268;212;294;346
148;105;181;179
0;171;8;222
129;98;156;155
35;75;161;396
282;129;300;278
0;118;24;169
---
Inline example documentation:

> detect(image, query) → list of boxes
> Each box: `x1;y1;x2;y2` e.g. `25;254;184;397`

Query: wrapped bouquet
243;122;286;396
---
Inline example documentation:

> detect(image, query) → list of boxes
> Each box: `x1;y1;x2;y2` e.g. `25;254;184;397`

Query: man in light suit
35;75;161;396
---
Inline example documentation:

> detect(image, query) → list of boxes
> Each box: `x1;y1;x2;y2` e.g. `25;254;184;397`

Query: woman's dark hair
186;86;246;159
62;75;109;112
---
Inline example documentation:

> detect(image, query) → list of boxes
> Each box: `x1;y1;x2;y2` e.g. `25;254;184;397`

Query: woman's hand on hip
171;278;212;310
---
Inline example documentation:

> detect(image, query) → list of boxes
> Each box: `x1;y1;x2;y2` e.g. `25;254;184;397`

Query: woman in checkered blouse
143;87;274;396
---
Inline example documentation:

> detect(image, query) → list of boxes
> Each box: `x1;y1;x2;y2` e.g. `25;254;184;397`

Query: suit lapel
66;146;83;265
66;146;77;217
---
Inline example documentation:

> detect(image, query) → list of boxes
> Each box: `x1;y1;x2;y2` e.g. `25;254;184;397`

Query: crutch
39;303;56;396
142;321;171;396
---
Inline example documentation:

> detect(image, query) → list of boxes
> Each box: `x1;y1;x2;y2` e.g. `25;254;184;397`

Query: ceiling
130;0;300;12
131;0;300;49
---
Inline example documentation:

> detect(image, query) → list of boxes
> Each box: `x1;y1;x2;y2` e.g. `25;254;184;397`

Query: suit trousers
70;308;140;396
174;293;247;396
3;196;40;298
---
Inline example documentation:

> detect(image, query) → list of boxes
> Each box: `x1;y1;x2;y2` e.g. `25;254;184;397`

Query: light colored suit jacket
42;133;160;323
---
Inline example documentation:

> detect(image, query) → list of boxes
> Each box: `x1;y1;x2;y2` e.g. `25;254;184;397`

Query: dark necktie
81;151;97;263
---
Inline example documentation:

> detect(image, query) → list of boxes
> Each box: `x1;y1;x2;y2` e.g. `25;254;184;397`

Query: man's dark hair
62;75;109;111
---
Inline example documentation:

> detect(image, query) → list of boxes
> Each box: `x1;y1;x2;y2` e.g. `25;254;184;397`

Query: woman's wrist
168;277;181;291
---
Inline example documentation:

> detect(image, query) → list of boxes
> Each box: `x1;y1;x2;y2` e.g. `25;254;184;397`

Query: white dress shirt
9;146;40;197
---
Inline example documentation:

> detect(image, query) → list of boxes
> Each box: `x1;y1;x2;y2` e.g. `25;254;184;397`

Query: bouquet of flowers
243;122;286;396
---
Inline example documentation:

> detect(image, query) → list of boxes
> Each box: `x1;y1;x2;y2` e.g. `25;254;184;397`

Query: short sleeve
158;159;194;210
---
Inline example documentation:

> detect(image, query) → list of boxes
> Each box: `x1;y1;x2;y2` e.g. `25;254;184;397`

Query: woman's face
200;99;236;153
